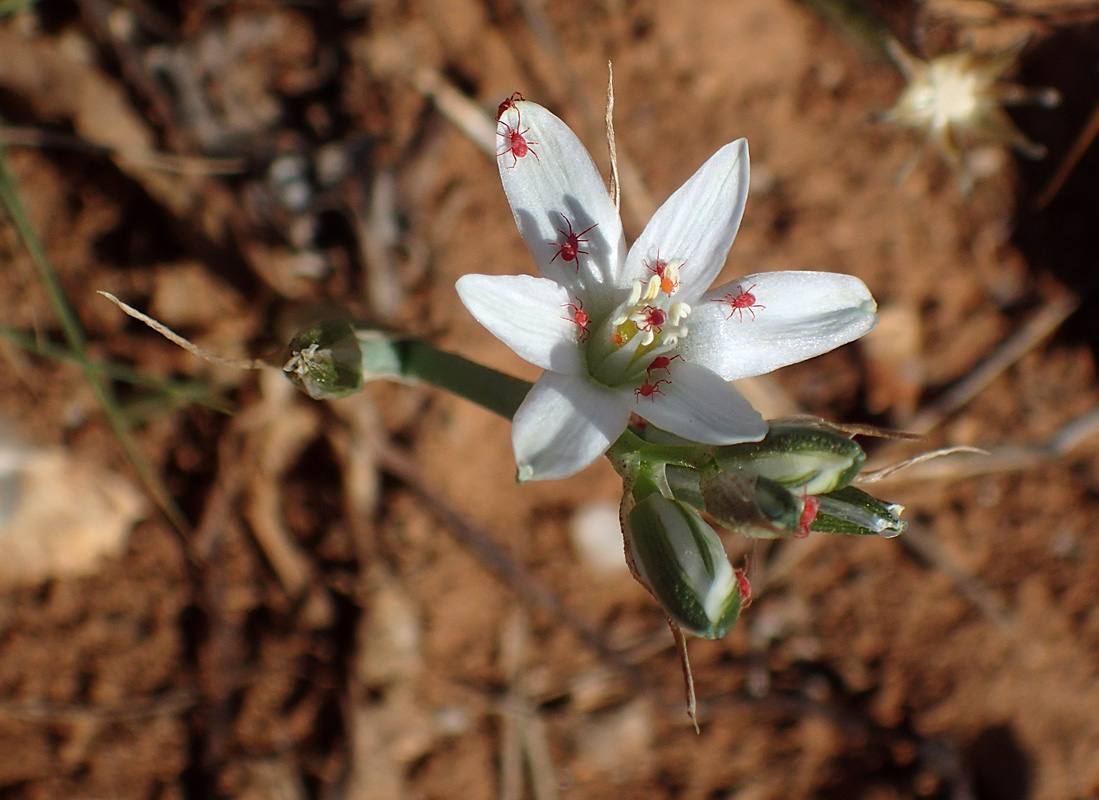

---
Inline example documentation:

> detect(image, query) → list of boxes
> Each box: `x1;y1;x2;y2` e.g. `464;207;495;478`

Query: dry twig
98;292;269;371
904;293;1079;435
0;127;245;175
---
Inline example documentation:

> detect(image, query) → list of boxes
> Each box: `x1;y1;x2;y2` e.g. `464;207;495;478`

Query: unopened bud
713;424;865;496
811;486;906;538
285;322;404;400
699;468;810;539
284;320;365;400
625;492;745;639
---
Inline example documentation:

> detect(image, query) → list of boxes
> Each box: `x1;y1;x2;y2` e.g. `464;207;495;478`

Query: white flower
457;100;878;481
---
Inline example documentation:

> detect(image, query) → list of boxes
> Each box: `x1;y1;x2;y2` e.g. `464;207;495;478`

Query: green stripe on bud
625;492;744;639
713;424;866;495
811;485;906;538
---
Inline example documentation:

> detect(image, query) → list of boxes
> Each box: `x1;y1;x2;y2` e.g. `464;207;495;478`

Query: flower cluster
459;99;879;482
622;419;906;639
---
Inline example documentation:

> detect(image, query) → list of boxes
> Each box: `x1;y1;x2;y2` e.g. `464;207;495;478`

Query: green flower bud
699;468;808;539
713;424;866;495
663;464;705;510
284;322;407;400
811;485;906;538
284;320;366;400
625;491;745;639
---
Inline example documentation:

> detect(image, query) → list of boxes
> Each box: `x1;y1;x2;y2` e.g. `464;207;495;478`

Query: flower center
584;261;691;387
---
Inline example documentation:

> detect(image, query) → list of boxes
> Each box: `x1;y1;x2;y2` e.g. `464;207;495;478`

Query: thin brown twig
499;612;527;800
76;0;190;151
411;68;498;159
0;126;245;176
1034;96;1099;210
869;404;1099;484
98;292;270;371
978;0;1099;24
606;62;620;215
0;689;198;723
498;611;559;800
857;446;990;484
669;622;698;732
904;292;1079;435
899;525;1017;634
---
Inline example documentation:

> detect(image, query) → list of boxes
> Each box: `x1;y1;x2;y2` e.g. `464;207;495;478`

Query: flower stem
388;337;532;420
367;335;706;476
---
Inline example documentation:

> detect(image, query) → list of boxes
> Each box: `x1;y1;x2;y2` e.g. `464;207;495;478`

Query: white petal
513;372;632;481
623;139;750;302
497;102;625;311
681;271;878;381
456;274;585;373
622;361;766;445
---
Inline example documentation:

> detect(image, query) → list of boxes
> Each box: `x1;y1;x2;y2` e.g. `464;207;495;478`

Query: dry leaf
0;443;146;585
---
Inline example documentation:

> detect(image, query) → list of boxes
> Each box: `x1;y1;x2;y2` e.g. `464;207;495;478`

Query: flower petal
681;271;878;381
513;372;632;481
497;102;625;312
623;139;750;301
456;274;584;373
622;361;766;445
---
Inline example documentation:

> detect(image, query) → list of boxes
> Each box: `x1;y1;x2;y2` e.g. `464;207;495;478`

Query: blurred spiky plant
882;37;1059;192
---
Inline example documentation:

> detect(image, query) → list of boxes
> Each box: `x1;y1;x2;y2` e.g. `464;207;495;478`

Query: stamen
668;302;690;326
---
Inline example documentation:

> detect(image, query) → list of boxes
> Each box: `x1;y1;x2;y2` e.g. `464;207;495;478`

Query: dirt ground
3;0;1099;798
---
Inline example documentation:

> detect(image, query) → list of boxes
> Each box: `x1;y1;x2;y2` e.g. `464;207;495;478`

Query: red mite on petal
496;91;524;121
646;354;683;378
561;298;591;342
549;214;597;268
713;283;765;321
634;378;669;401
497;105;540;169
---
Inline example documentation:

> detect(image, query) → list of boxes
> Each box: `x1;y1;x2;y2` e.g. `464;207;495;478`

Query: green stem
385;338;713;479
392;338;532;420
0;326;231;412
0;126;190;534
306;325;688;479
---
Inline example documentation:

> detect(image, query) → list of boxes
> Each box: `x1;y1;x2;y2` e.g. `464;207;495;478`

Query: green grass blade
0;125;191;535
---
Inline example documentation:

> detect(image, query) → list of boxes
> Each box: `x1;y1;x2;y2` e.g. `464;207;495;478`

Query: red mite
735;556;752;608
496;91;525;121
562;299;591;342
634;378;670;401
497;105;540;169
795;496;820;538
645;255;680;294
646;354;683;378
714;283;765;321
549;214;597;266
634;305;667;333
